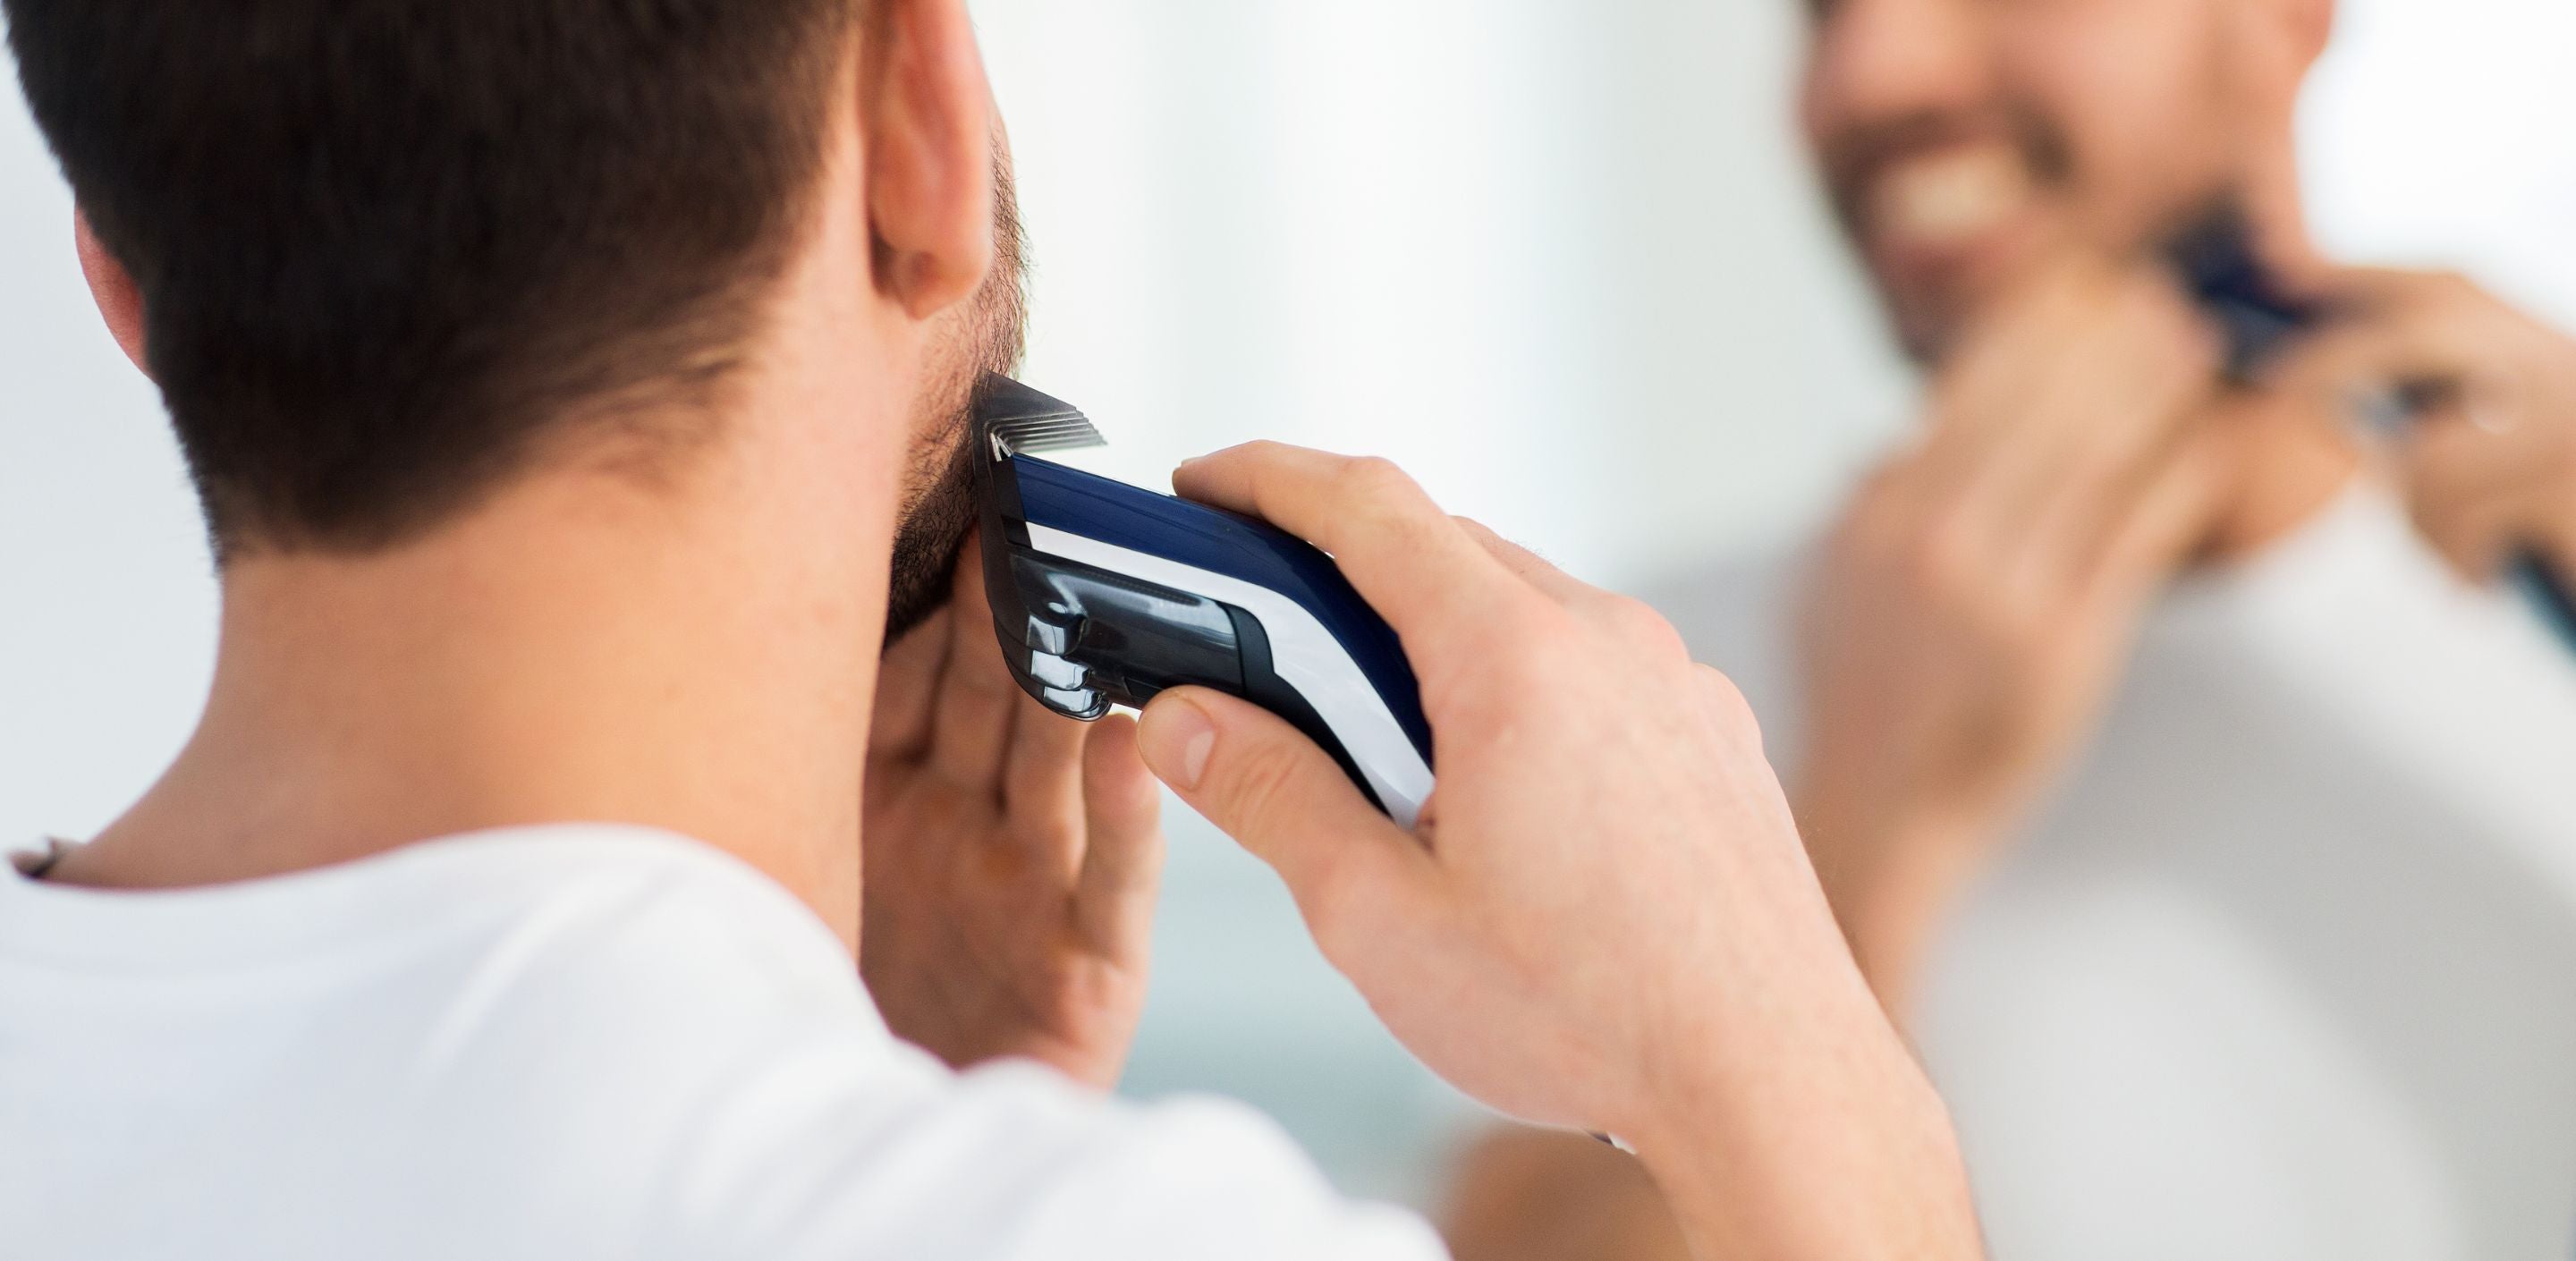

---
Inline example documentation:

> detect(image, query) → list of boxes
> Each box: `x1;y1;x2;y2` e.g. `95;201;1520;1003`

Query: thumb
1135;687;1430;927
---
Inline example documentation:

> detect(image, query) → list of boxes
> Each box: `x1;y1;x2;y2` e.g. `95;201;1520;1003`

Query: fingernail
1137;696;1216;791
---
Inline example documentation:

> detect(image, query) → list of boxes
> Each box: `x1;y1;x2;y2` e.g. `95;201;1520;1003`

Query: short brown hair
5;0;861;554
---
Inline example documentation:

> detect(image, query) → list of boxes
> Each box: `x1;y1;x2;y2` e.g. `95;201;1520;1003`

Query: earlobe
862;0;996;321
74;210;152;378
2279;0;2337;67
2233;0;2333;284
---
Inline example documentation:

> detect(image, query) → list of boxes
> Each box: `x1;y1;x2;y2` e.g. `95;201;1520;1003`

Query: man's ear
862;0;996;321
75;210;152;378
2228;0;2334;282
2253;0;2335;74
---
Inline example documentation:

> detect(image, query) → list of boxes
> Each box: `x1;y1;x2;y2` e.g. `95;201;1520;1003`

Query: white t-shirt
0;825;1445;1261
1657;481;2576;1261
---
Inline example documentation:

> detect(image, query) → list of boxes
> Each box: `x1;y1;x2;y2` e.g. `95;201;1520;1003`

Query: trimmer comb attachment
979;377;1108;460
970;374;1436;826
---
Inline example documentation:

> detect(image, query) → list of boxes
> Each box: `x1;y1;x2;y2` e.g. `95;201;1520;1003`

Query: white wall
974;0;1909;582
4;0;2572;1206
0;89;218;845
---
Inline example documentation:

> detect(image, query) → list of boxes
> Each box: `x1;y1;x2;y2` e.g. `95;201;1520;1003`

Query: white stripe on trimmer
1024;524;1435;829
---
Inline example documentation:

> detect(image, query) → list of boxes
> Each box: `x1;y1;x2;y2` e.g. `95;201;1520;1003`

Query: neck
62;399;899;954
2202;144;2367;557
2201;383;2363;563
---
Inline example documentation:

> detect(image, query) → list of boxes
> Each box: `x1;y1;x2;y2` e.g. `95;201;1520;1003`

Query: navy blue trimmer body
2166;207;2576;650
970;375;1436;827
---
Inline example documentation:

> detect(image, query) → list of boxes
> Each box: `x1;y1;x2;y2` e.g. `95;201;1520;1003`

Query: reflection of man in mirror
1448;1;2576;1258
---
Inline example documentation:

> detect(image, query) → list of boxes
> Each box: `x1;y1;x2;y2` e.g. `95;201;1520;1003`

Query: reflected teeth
1871;148;2029;249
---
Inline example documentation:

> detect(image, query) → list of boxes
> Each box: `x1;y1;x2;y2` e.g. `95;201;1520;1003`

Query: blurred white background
4;0;2572;1207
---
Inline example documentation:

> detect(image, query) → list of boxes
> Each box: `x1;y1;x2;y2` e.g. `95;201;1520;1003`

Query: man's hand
1792;258;2234;1008
860;537;1165;1091
2271;268;2576;582
1132;445;1982;1261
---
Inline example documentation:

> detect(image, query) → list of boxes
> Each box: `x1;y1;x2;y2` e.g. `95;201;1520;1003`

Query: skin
1796;257;2238;1001
859;128;1174;1088
1440;1128;1692;1261
42;0;1985;1255
2278;269;2576;586
53;2;1008;956
1452;0;2576;1253
1788;0;2357;1009
1133;456;1981;1259
69;24;1158;1090
1796;0;2576;1012
860;536;1164;1090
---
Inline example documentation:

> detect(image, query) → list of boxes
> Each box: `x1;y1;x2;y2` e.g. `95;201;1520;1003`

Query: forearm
1624;959;1984;1261
1793;780;2003;1020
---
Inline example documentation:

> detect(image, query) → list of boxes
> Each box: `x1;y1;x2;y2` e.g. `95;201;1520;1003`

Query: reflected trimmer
970;375;1436;827
2165;206;2576;649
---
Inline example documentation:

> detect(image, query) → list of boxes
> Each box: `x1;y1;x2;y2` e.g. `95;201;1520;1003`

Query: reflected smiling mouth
1864;143;2036;260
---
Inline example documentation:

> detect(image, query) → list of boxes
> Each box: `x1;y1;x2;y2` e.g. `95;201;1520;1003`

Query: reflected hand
1132;444;1979;1261
2272;268;2576;582
860;537;1165;1090
1794;256;2233;1007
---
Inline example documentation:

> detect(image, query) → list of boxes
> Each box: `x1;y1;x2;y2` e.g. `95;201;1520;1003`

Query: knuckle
2113;267;2176;313
2545;428;2576;481
1694;664;1760;732
2130;282;2209;356
1339;461;1444;541
1436;603;1572;713
1487;613;1571;684
1897;542;1948;601
1833;502;1896;563
1372;508;1456;576
2407;496;2457;540
2168;306;2225;371
1858;458;1913;504
1979;583;2054;648
1842;495;1916;569
1293;845;1359;927
1345;454;1419;500
2407;430;2470;479
1221;741;1304;834
1222;439;1290;478
1596;594;1689;660
1904;520;1984;606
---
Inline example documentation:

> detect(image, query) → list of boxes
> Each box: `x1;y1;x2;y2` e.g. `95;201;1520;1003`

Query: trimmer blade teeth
994;417;1107;455
975;373;1109;459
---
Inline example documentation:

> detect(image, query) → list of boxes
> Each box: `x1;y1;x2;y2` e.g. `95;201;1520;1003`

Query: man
1447;0;2576;1257
0;2;1985;1257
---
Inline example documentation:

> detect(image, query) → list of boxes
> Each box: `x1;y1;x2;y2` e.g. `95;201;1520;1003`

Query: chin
883;427;982;643
1877;282;1970;366
1873;231;2051;366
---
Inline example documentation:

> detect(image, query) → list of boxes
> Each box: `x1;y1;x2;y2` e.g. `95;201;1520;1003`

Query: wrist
1619;960;1980;1261
1793;781;2002;1012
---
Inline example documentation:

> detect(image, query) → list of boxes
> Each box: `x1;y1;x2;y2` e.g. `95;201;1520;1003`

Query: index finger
1453;517;1593;606
1172;443;1537;645
2264;313;2473;421
2316;267;2482;316
872;606;956;760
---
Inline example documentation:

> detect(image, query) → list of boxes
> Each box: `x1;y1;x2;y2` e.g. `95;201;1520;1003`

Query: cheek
1793;18;1886;164
1996;0;2237;245
1795;70;1830;154
1795;21;1867;151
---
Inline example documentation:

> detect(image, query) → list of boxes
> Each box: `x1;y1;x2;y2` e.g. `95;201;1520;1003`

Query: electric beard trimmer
970;375;1436;827
2166;207;2576;650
